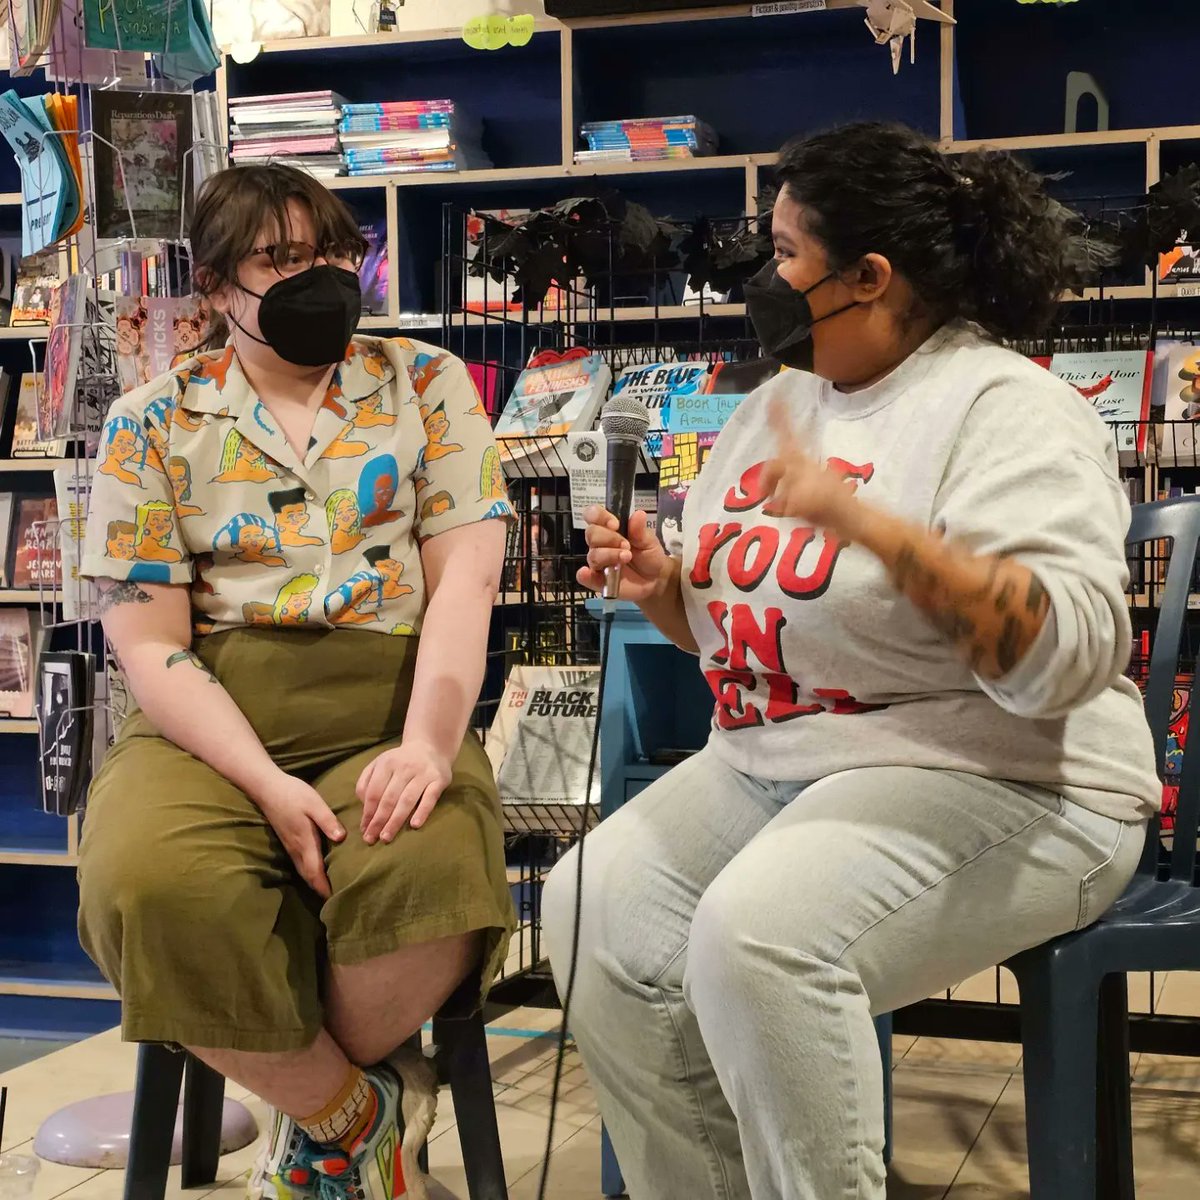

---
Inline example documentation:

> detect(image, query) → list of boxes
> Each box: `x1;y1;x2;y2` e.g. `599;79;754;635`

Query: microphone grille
599;394;651;444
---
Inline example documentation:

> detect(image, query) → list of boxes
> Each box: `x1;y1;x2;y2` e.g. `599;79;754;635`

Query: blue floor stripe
420;1020;563;1040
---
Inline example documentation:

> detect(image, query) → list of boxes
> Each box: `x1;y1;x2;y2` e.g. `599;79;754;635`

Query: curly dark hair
774;122;1114;341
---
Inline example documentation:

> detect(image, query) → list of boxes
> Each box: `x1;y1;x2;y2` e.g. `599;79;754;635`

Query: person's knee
542;823;660;986
80;842;218;943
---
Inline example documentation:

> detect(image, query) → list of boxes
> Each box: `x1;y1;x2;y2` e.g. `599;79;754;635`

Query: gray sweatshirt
677;324;1160;822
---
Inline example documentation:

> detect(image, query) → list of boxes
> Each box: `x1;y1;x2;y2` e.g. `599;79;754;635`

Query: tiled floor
3;973;1200;1199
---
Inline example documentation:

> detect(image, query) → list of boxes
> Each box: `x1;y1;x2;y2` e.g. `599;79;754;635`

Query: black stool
123;994;509;1200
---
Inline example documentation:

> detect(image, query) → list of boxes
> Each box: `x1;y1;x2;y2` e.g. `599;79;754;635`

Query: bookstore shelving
3;0;1200;1039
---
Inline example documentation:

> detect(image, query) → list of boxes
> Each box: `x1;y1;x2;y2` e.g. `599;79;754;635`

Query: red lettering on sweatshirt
691;522;742;589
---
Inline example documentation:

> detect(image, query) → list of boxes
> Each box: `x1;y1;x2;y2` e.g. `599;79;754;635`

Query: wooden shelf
946;125;1200;155
0;850;77;868
563;0;863;29
0;325;44;339
0;589;45;603
0;974;116;1001
0;192;21;206
328;155;754;191
0;719;39;734
0;458;71;472
226;18;562;56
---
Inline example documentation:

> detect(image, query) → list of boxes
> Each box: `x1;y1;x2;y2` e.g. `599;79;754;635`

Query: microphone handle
602;438;641;601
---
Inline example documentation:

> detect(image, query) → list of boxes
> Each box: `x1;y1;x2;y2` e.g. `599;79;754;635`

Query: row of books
230;90;345;180
340;99;488;177
575;115;718;165
230;92;490;179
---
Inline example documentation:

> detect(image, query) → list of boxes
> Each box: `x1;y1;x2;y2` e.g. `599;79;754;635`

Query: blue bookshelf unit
2;0;1198;1042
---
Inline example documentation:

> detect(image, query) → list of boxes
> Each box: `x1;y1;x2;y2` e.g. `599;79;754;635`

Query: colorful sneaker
248;1109;321;1200
309;1054;437;1200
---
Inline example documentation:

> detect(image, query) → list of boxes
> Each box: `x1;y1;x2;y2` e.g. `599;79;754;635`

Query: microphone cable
535;603;615;1200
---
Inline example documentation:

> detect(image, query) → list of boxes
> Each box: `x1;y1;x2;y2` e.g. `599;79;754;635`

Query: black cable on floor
535;606;615;1200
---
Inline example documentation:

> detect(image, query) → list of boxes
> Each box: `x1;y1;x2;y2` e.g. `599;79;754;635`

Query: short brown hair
191;164;367;296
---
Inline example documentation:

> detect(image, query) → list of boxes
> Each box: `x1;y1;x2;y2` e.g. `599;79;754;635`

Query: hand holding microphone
576;394;666;603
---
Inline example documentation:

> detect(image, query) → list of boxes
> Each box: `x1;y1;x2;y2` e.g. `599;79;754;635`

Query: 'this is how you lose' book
1047;350;1152;465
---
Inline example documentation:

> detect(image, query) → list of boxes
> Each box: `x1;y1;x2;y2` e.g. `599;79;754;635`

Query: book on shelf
91;89;195;241
115;293;208;392
495;349;612;472
1159;234;1200;286
0;89;85;256
611;360;711;457
54;466;97;622
12;373;67;458
40;274;86;441
1157;345;1200;469
38;649;95;816
0;606;40;719
339;100;489;177
230;91;346;177
487;664;601;832
191;91;225;200
575;115;717;164
0;492;13;587
10;495;60;590
10;245;66;326
358;219;389;316
1047;349;1153;464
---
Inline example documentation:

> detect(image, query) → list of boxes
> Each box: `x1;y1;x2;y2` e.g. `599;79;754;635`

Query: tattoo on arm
165;649;217;683
886;537;1051;681
97;580;153;615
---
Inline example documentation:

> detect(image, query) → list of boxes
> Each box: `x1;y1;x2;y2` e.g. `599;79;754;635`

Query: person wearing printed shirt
542;123;1161;1200
77;164;515;1200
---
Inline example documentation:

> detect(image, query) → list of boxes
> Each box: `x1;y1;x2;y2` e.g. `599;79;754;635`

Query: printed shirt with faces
80;336;515;637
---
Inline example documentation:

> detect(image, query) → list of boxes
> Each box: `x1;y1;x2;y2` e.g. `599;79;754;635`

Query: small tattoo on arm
1026;574;1049;617
165;649;217;683
97;580;153;615
996;616;1022;675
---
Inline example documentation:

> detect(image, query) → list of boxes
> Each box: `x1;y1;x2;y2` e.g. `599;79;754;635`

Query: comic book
40;273;86;440
611;361;711;458
1157;345;1200;469
495;349;612;474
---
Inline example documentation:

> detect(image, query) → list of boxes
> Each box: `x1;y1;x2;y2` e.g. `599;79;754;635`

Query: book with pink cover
116;294;207;392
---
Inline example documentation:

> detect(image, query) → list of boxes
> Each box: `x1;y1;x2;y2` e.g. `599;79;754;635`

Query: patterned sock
297;1067;377;1152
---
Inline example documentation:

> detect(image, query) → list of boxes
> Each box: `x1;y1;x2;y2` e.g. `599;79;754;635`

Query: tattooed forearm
864;515;1051;680
96;579;153;615
165;649;217;683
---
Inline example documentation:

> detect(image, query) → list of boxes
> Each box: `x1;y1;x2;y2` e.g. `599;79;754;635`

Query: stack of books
339;100;490;177
230;91;346;179
575;116;718;165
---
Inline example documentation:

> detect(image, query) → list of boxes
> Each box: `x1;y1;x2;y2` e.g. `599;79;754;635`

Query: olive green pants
78;627;515;1051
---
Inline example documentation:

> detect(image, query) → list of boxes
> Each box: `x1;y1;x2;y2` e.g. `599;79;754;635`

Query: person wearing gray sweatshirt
543;121;1159;1200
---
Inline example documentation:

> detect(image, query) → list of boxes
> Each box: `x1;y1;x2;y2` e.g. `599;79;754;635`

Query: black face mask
743;260;859;373
234;265;361;368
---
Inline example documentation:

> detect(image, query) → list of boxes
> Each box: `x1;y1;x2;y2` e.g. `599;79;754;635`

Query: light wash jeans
541;745;1145;1200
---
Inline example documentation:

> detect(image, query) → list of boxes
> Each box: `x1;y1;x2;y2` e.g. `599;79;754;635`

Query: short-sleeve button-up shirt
81;336;515;637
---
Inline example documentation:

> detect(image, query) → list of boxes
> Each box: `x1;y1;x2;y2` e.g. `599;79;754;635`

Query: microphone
598;394;652;601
